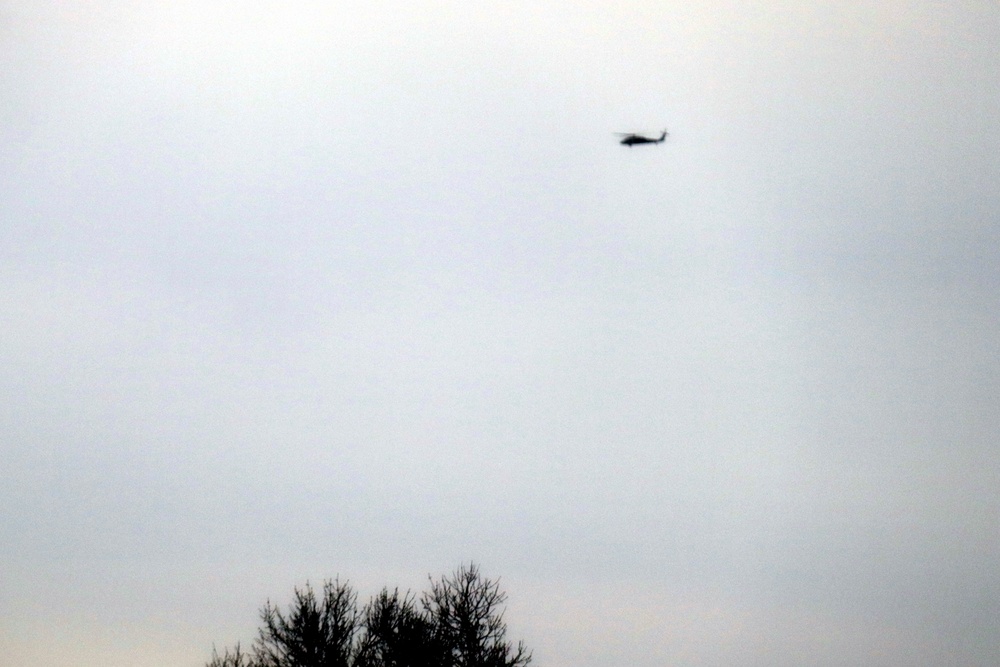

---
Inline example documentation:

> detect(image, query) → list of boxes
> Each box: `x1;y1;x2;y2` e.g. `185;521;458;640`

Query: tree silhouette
206;564;531;667
207;643;253;667
356;588;444;667
254;579;359;667
423;564;531;667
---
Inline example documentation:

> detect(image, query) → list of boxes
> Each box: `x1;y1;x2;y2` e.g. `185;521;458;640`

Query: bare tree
254;579;360;667
207;643;253;667
356;588;444;667
422;564;531;667
206;565;532;667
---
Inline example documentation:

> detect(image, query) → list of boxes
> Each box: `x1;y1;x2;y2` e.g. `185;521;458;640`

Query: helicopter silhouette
616;130;668;146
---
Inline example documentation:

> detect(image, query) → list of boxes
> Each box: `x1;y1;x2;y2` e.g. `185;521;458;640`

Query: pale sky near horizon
2;1;1000;666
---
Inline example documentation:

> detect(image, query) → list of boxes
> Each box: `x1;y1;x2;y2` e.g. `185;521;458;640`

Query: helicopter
616;130;668;146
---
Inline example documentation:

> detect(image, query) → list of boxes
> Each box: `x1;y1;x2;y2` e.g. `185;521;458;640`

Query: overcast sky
2;1;999;665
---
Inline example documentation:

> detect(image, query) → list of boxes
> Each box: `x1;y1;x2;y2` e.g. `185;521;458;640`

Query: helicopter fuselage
619;131;668;146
